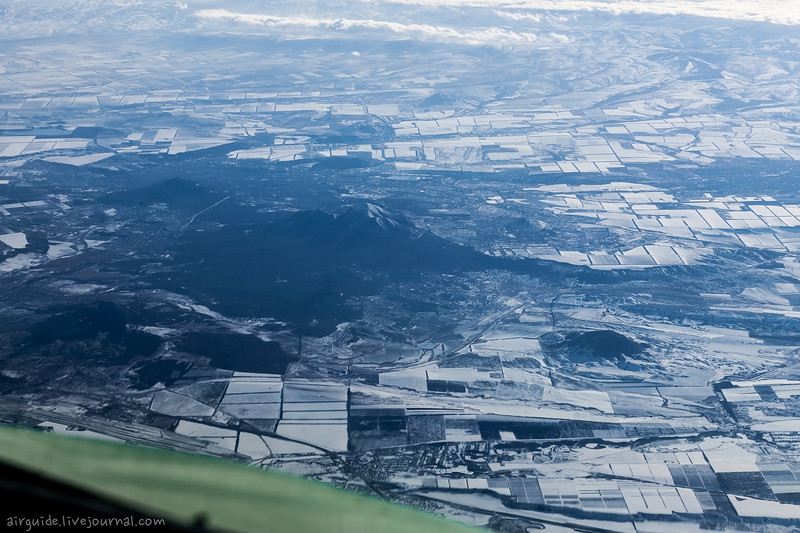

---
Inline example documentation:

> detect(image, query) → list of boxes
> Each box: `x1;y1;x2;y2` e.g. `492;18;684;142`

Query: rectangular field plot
276;380;348;451
218;374;283;420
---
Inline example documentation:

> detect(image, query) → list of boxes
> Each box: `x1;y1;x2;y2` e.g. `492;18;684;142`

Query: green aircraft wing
0;425;479;533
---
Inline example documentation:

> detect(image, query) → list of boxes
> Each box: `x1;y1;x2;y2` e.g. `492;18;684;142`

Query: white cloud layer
383;0;800;26
195;9;569;46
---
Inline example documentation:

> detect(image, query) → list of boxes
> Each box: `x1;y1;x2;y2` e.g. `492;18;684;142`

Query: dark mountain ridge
153;201;500;334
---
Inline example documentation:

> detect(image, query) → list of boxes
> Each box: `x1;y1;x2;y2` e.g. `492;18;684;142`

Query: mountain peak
365;203;402;230
418;92;459;108
336;202;410;234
